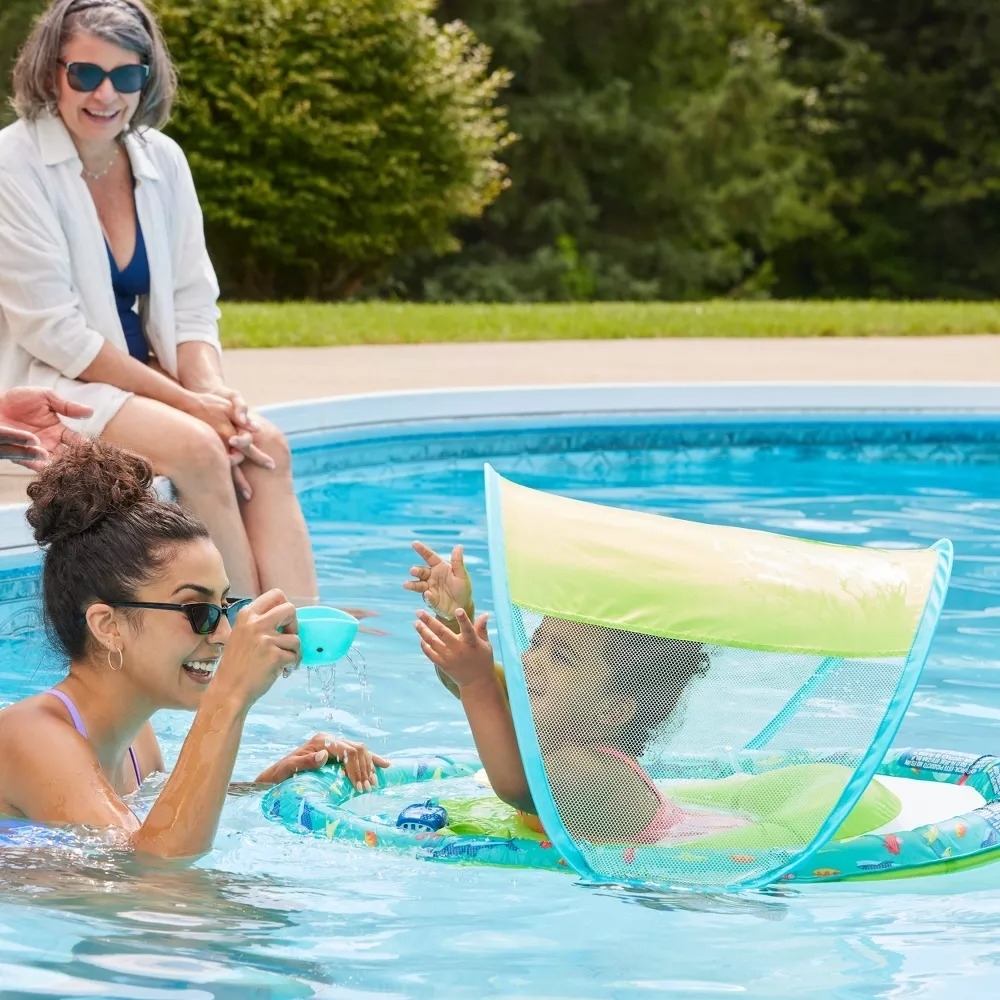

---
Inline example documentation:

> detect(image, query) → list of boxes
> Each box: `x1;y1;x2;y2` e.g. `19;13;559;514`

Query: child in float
405;541;749;844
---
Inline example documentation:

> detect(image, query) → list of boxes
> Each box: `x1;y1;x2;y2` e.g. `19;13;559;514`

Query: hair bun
26;439;156;546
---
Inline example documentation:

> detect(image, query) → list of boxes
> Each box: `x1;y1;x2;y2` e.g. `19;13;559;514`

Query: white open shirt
0;113;222;436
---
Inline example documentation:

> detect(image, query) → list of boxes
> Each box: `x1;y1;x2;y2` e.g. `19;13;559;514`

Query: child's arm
415;609;534;813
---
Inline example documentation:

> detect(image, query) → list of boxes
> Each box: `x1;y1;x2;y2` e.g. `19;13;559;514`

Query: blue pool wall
0;381;997;645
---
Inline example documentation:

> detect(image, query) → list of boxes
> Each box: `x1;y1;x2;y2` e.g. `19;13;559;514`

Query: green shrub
158;0;512;299
0;0;44;126
397;0;834;302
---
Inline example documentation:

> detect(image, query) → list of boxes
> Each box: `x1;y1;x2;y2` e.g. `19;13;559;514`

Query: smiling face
56;32;143;151
104;538;234;711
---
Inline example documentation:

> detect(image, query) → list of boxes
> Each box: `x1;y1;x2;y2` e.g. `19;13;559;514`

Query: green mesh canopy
484;467;953;890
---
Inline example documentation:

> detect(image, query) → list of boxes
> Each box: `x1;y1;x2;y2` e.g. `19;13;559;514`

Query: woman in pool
0;0;316;600
0;439;387;858
406;542;746;845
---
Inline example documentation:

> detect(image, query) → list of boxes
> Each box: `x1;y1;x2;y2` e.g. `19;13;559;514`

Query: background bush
157;0;512;299
0;0;42;126
3;0;1000;301
390;0;834;303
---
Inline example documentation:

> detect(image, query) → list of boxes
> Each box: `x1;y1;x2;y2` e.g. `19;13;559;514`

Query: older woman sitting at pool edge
0;0;315;600
0;438;388;858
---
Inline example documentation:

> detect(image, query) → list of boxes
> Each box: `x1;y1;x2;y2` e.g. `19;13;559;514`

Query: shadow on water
593;881;790;920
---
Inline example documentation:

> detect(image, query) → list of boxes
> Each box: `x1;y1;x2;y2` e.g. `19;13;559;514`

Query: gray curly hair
10;0;176;131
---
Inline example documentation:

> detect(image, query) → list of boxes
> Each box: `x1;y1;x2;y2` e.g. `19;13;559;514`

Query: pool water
2;418;1000;998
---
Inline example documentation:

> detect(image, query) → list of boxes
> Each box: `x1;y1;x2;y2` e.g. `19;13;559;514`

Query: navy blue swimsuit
107;212;151;363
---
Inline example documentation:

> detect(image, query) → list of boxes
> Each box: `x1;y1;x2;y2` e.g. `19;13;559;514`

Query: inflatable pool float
267;468;957;891
262;746;1000;884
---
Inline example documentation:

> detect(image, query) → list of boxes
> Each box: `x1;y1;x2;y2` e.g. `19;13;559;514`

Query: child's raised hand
415;607;494;688
405;541;473;621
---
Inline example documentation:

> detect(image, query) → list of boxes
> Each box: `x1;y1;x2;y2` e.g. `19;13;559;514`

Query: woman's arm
0;167;243;447
169;141;223;358
1;592;300;859
77;341;245;444
78;340;199;412
0;169;112;379
176;341;225;393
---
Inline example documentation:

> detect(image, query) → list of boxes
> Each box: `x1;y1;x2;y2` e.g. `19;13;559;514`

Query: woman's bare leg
236;417;318;601
102;396;261;595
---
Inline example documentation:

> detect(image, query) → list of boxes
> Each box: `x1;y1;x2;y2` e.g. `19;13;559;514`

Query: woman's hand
181;389;274;500
252;732;391;792
415;608;495;689
211;590;301;706
207;385;258;435
183;389;246;446
205;386;280;502
405;542;474;622
0;388;92;470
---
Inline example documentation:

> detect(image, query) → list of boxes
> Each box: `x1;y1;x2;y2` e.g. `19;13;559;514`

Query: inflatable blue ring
261;747;1000;884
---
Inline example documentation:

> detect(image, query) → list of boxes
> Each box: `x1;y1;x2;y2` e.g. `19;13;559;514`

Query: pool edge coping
0;380;997;556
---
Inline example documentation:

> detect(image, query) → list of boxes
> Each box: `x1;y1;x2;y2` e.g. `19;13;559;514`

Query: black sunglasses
58;60;149;94
109;598;253;635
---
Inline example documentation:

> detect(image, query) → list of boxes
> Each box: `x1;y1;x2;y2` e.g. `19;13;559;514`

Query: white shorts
50;376;133;438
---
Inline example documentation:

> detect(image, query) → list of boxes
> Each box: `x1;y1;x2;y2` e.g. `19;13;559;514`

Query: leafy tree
0;0;45;126
772;0;1000;298
393;0;833;301
158;0;512;298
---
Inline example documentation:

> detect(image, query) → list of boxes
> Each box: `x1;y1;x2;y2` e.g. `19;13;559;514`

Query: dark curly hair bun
26;439;156;547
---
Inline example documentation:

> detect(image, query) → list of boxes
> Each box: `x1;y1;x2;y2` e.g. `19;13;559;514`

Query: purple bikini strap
44;687;87;737
45;687;142;788
128;746;142;788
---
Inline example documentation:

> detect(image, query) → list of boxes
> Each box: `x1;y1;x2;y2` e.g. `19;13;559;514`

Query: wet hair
11;0;177;130
598;627;709;759
26;439;208;660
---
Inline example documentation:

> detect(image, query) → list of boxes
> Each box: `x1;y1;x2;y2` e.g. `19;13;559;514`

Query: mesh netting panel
484;466;952;889
508;607;910;889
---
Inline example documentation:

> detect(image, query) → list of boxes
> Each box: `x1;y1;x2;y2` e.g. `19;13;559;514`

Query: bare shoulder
0;696;95;815
0;694;90;756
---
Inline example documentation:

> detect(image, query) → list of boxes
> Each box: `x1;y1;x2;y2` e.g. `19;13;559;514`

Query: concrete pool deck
0;334;996;505
222;335;1000;407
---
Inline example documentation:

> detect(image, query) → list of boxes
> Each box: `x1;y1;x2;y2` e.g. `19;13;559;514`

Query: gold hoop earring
107;646;124;672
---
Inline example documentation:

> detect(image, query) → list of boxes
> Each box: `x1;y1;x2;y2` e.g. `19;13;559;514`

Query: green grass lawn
218;300;1000;348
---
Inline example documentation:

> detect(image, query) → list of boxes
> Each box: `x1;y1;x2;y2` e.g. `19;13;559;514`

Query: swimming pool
1;384;999;998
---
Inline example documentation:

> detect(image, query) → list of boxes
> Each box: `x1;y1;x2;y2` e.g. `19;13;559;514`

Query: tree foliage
772;0;1000;298
0;0;44;126
2;0;1000;300
158;0;512;299
391;0;834;301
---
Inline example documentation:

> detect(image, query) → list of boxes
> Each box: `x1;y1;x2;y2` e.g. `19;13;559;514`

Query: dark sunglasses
58;60;149;94
109;598;253;635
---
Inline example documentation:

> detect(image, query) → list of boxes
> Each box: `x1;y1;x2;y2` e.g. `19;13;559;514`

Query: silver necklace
81;145;120;182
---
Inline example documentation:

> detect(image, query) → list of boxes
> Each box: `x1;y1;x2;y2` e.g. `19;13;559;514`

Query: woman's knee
159;422;232;487
254;418;292;473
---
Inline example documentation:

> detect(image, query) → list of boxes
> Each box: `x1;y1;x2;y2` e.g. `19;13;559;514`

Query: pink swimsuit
597;745;684;842
519;745;683;843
